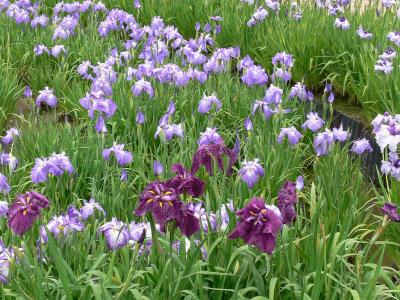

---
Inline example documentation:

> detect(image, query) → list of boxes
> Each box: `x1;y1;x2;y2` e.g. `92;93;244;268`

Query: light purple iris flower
153;160;164;176
277;127;303;145
302;112;324;132
1;128;19;145
51;45;68;57
0;153;18;171
334;17;350;30
379;47;396;60
31;152;74;183
40;213;85;243
295;176;304;191
381;152;400;180
289;83;312;101
314;129;335;156
244;117;253;131
387;31;400;46
263;84;283;105
238;159;265;188
154;116;184;141
356;26;373;39
0;173;10;195
375;59;393;74
135;110;145;124
102;143;133;166
247;6;268;27
198;94;222;114
80;198;106;220
98;218;130;250
132;79;154;98
24;85;32;98
272;52;293;69
34;44;50;56
351;138;373;155
333;126;349;142
36;87;57;108
198;128;223;146
0;201;8;217
241;65;268;86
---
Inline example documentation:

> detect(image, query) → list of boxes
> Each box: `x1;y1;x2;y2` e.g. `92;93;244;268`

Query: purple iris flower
289;83;312;101
36;87;57;108
351;138;373;155
31;152;74;183
381;152;400;180
102;143;133;166
153;160;164;176
0;173;10;195
375;59;393;74
272;68;292;83
134;0;141;9
34;44;50;56
387;31;400;46
382;0;396;8
356;26;373;39
277;127;303;145
381;202;400;222
120;170;128;182
0;201;8;217
247;6;268;27
0;240;15;284
154;116;184;141
278;181;298;225
31;15;49;28
252;100;278;120
198;94;222;114
51;45;68;57
192;137;239;176
228;197;282;254
332;126;349;142
0;153;18;171
136;110;145;124
241;65;268;86
7;191;50;236
128;222;149;244
265;0;280;11
1;128;19;145
263;84;283;105
80;198;106;220
379;47;396;60
198;128;223;146
131;79;154;98
328;92;335;104
24;85;32;98
238;159;265;189
40;214;85;243
314;129;335;156
135;181;181;230
98;218;130;250
219;201;235;231
334;17;350;30
295;176;304;191
272;52;293;69
302;112;324;132
244;117;253;131
166;163;205;197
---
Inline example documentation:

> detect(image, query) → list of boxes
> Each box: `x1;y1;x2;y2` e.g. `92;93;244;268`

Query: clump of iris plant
229;197;282;254
7;191;50;236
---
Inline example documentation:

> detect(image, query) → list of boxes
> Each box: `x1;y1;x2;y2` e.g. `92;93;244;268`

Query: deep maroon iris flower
191;137;239;176
229;197;282;254
277;181;298;225
7;191;50;236
176;204;201;236
135;181;182;230
166;164;205;197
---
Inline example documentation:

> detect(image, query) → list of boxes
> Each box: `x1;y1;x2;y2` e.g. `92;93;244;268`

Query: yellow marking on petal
260;209;267;214
168;201;173;207
164;191;172;195
146;198;154;203
149;190;156;195
23;209;28;216
159;201;163;208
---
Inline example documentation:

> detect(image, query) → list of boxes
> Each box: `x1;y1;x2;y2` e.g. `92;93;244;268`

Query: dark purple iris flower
277;181;298;225
134;181;200;236
192;137;239;176
135;181;182;231
381;202;400;222
7;191;50;236
229;197;283;254
166;164;205;197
